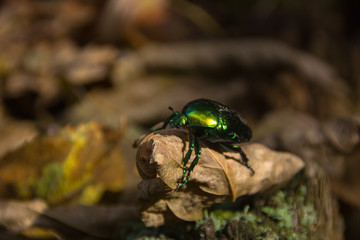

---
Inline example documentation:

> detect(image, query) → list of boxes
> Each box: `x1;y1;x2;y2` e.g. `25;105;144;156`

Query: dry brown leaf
0;199;139;239
31;204;139;239
0;119;37;159
135;128;305;226
0;199;48;233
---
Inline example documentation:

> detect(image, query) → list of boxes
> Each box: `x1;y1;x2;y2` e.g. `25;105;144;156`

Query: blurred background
0;0;359;239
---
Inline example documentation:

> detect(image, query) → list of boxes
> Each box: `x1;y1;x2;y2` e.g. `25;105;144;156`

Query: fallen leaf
0;119;37;159
0;199;48;233
0;199;139;239
323;117;360;153
135;128;304;226
0;122;126;205
32;204;139;239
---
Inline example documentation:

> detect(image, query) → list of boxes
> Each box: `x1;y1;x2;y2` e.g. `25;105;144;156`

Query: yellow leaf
0;122;126;205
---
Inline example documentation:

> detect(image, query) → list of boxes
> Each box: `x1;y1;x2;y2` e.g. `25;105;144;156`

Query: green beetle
150;98;254;188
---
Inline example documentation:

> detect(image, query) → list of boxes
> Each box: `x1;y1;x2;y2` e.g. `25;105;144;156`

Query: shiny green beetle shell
184;100;219;128
182;99;252;143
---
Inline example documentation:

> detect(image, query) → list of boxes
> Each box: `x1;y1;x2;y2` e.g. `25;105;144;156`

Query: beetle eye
179;115;187;125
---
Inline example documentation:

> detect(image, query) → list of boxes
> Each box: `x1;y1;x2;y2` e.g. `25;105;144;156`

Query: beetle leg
229;133;240;142
236;145;255;175
179;134;194;183
188;137;201;173
149;111;177;132
220;143;255;175
178;137;201;189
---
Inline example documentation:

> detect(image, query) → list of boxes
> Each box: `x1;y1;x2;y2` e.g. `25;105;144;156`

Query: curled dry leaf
135;128;305;227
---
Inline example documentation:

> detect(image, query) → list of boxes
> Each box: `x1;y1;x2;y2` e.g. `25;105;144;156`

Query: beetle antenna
168;106;174;112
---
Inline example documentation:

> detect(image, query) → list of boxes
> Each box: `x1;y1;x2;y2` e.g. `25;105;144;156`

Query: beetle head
168;107;188;128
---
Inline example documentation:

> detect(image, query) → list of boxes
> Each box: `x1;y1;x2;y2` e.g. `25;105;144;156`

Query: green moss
300;204;317;227
195;184;318;240
33;162;63;200
196;209;242;231
262;206;293;228
261;191;294;229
